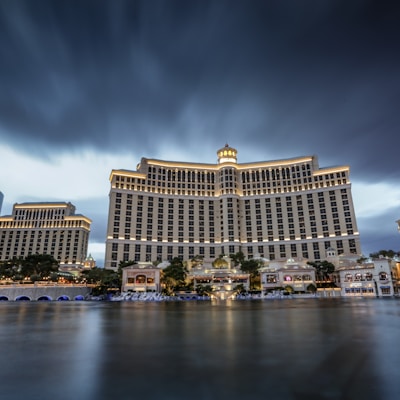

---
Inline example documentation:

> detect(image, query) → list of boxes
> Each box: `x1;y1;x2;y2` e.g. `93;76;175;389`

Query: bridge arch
57;295;70;301
74;295;85;301
37;296;52;301
0;296;9;301
16;295;31;301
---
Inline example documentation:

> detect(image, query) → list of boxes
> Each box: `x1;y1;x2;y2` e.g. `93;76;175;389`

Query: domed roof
217;144;237;164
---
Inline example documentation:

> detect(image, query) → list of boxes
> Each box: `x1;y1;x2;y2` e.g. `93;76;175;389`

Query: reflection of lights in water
1;301;400;399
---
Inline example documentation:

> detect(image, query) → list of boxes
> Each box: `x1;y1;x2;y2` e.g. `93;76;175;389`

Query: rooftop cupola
217;144;237;164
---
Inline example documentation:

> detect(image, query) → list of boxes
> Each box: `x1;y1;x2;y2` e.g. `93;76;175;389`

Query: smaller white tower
217;144;237;164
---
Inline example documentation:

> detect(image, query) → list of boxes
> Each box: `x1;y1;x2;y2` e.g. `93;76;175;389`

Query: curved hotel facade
105;145;360;269
0;202;91;267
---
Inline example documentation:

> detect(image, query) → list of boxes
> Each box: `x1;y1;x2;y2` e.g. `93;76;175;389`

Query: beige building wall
0;202;91;266
121;264;161;292
105;145;361;270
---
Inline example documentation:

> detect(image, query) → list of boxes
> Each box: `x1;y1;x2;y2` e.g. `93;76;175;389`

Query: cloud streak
1;0;400;263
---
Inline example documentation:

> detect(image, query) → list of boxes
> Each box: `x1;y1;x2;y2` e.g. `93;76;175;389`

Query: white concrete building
105;145;361;269
0;202;91;268
326;249;394;297
259;257;317;293
335;258;394;297
121;263;161;292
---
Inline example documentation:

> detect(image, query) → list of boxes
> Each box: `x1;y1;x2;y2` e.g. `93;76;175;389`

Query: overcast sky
1;0;399;265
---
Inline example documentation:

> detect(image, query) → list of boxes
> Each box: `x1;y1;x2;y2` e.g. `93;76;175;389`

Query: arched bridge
0;283;92;301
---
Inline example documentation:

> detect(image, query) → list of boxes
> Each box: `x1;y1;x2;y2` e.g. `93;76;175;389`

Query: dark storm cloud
0;0;399;182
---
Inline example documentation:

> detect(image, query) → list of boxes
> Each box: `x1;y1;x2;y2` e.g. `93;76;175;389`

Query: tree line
2;249;397;295
0;254;60;282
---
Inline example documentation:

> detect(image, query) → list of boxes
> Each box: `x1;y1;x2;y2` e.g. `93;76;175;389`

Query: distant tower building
105;145;361;270
0;191;3;214
83;253;96;269
0;202;91;267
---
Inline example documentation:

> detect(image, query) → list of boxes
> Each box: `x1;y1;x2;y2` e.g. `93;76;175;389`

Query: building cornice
313;165;350;175
110;155;344;176
14;202;73;209
64;216;92;224
109;169;146;181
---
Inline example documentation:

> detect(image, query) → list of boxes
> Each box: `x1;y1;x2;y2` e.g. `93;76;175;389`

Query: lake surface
0;298;399;400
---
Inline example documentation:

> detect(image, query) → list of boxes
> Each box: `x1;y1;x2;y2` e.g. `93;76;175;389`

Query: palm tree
240;259;262;290
196;284;213;296
190;255;204;269
160;257;187;294
233;283;246;295
307;260;335;284
284;285;294;295
161;275;177;295
229;251;245;267
0;257;23;279
306;283;317;294
21;254;59;279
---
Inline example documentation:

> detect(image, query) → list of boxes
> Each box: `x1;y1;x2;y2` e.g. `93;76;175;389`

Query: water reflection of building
189;256;250;296
121;263;161;292
259;257;317;293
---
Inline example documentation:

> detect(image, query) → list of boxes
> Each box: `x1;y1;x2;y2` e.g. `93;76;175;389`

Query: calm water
0;298;400;400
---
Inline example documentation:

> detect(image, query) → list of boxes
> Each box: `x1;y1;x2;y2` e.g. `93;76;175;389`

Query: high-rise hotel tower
105;145;360;269
0;202;91;266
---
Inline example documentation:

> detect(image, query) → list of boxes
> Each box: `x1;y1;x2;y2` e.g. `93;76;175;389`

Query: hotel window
381;287;391;295
313;251;320;260
379;272;388;281
365;273;373;281
344;273;353;282
354;273;362;281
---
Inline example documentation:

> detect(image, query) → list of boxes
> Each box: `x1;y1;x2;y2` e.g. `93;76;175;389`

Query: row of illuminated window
113;189;348;207
115;166;346;187
14;208;67;220
114;181;350;199
343;271;388;282
110;239;356;256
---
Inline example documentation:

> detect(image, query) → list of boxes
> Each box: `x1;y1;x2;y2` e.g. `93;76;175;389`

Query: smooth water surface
0;298;399;400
